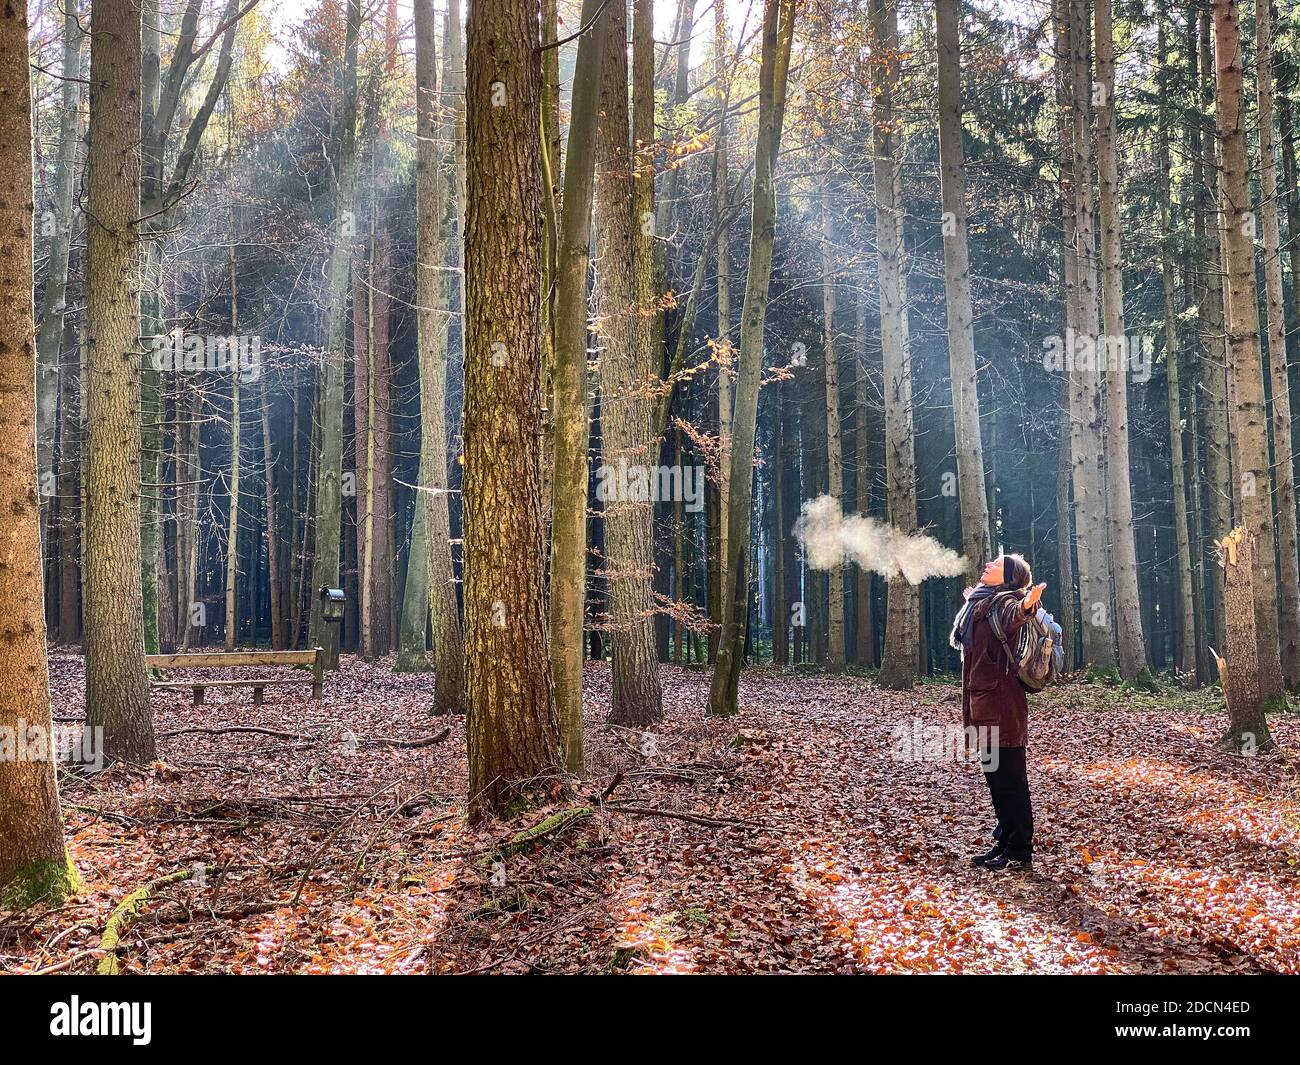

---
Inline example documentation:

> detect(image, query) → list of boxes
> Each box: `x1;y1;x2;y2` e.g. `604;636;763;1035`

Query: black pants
981;746;1033;861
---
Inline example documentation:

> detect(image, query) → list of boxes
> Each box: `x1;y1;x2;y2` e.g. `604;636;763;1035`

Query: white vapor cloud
793;495;969;585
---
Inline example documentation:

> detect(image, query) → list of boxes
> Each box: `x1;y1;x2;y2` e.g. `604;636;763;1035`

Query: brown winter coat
960;593;1032;748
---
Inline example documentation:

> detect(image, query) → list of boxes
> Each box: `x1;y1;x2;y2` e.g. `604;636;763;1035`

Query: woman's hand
1023;583;1046;611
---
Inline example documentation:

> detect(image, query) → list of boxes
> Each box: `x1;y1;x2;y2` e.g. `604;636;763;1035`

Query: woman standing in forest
950;555;1046;873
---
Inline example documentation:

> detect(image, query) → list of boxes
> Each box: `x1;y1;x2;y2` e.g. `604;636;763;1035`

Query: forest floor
4;653;1300;974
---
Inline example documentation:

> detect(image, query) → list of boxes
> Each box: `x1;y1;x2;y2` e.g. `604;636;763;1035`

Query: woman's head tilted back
979;553;1032;591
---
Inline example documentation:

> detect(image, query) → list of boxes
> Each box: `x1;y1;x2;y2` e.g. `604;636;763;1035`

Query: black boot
970;844;1004;867
983;852;1032;873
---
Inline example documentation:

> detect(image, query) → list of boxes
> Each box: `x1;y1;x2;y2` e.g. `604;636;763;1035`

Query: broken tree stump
1212;527;1275;754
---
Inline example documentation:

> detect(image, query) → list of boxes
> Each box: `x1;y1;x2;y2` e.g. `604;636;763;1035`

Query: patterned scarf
949;584;1000;653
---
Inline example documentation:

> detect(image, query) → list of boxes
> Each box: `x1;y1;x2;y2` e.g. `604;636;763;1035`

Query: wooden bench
145;649;325;705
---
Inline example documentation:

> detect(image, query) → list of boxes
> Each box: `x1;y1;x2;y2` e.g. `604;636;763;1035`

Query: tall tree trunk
407;0;465;704
57;310;82;644
597;0;663;726
370;212;394;655
260;375;284;649
633;0;664;675
362;212;378;660
821;200;846;670
1094;0;1150;682
352;251;369;653
35;0;82;542
538;2;560;517
308;0;362;666
549;0;607;769
773;382;788;666
224;235;241;651
288;367;302;647
673;432;684;663
872;0;919;692
138;0;164;658
855;289;875;667
463;0;563;820
85;0;155;762
935;0;992;575
1184;8;1208;681
395;16;435;674
178;381;200;651
714;0;733;648
542;0;562;198
158;386;177;651
1213;0;1285;702
1055;397;1077;671
1158;2;1197;685
708;0;796;715
0;0;79;906
1198;6;1230;656
1053;0;1078;670
1253;0;1300;690
1067;0;1116;670
1283;91;1300;375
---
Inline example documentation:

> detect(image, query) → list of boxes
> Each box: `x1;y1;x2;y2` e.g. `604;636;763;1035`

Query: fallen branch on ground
605;803;765;829
498;807;595;857
156;725;453;750
96;868;198;975
158;725;307;741
360;728;452;749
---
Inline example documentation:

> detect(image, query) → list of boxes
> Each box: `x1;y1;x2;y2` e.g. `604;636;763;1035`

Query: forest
1;0;1299;980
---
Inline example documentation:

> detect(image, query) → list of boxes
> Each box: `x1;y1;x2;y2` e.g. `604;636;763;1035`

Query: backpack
986;592;1059;692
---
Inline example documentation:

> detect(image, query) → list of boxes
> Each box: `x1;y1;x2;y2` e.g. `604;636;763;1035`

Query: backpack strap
985;592;1021;675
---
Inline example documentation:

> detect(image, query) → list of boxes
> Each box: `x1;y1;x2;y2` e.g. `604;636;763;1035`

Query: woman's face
980;558;1004;586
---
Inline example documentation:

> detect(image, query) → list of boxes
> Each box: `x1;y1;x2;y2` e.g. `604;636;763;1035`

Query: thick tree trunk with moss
463;0;563;820
708;0;796;716
84;0;155;763
0;0;79;906
871;0;919;692
596;0;663;727
1094;0;1150;684
1253;0;1300;690
308;0;362;664
549;0;607;769
1212;0;1285;703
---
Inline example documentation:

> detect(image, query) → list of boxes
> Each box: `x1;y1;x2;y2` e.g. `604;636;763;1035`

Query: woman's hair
1000;553;1032;591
